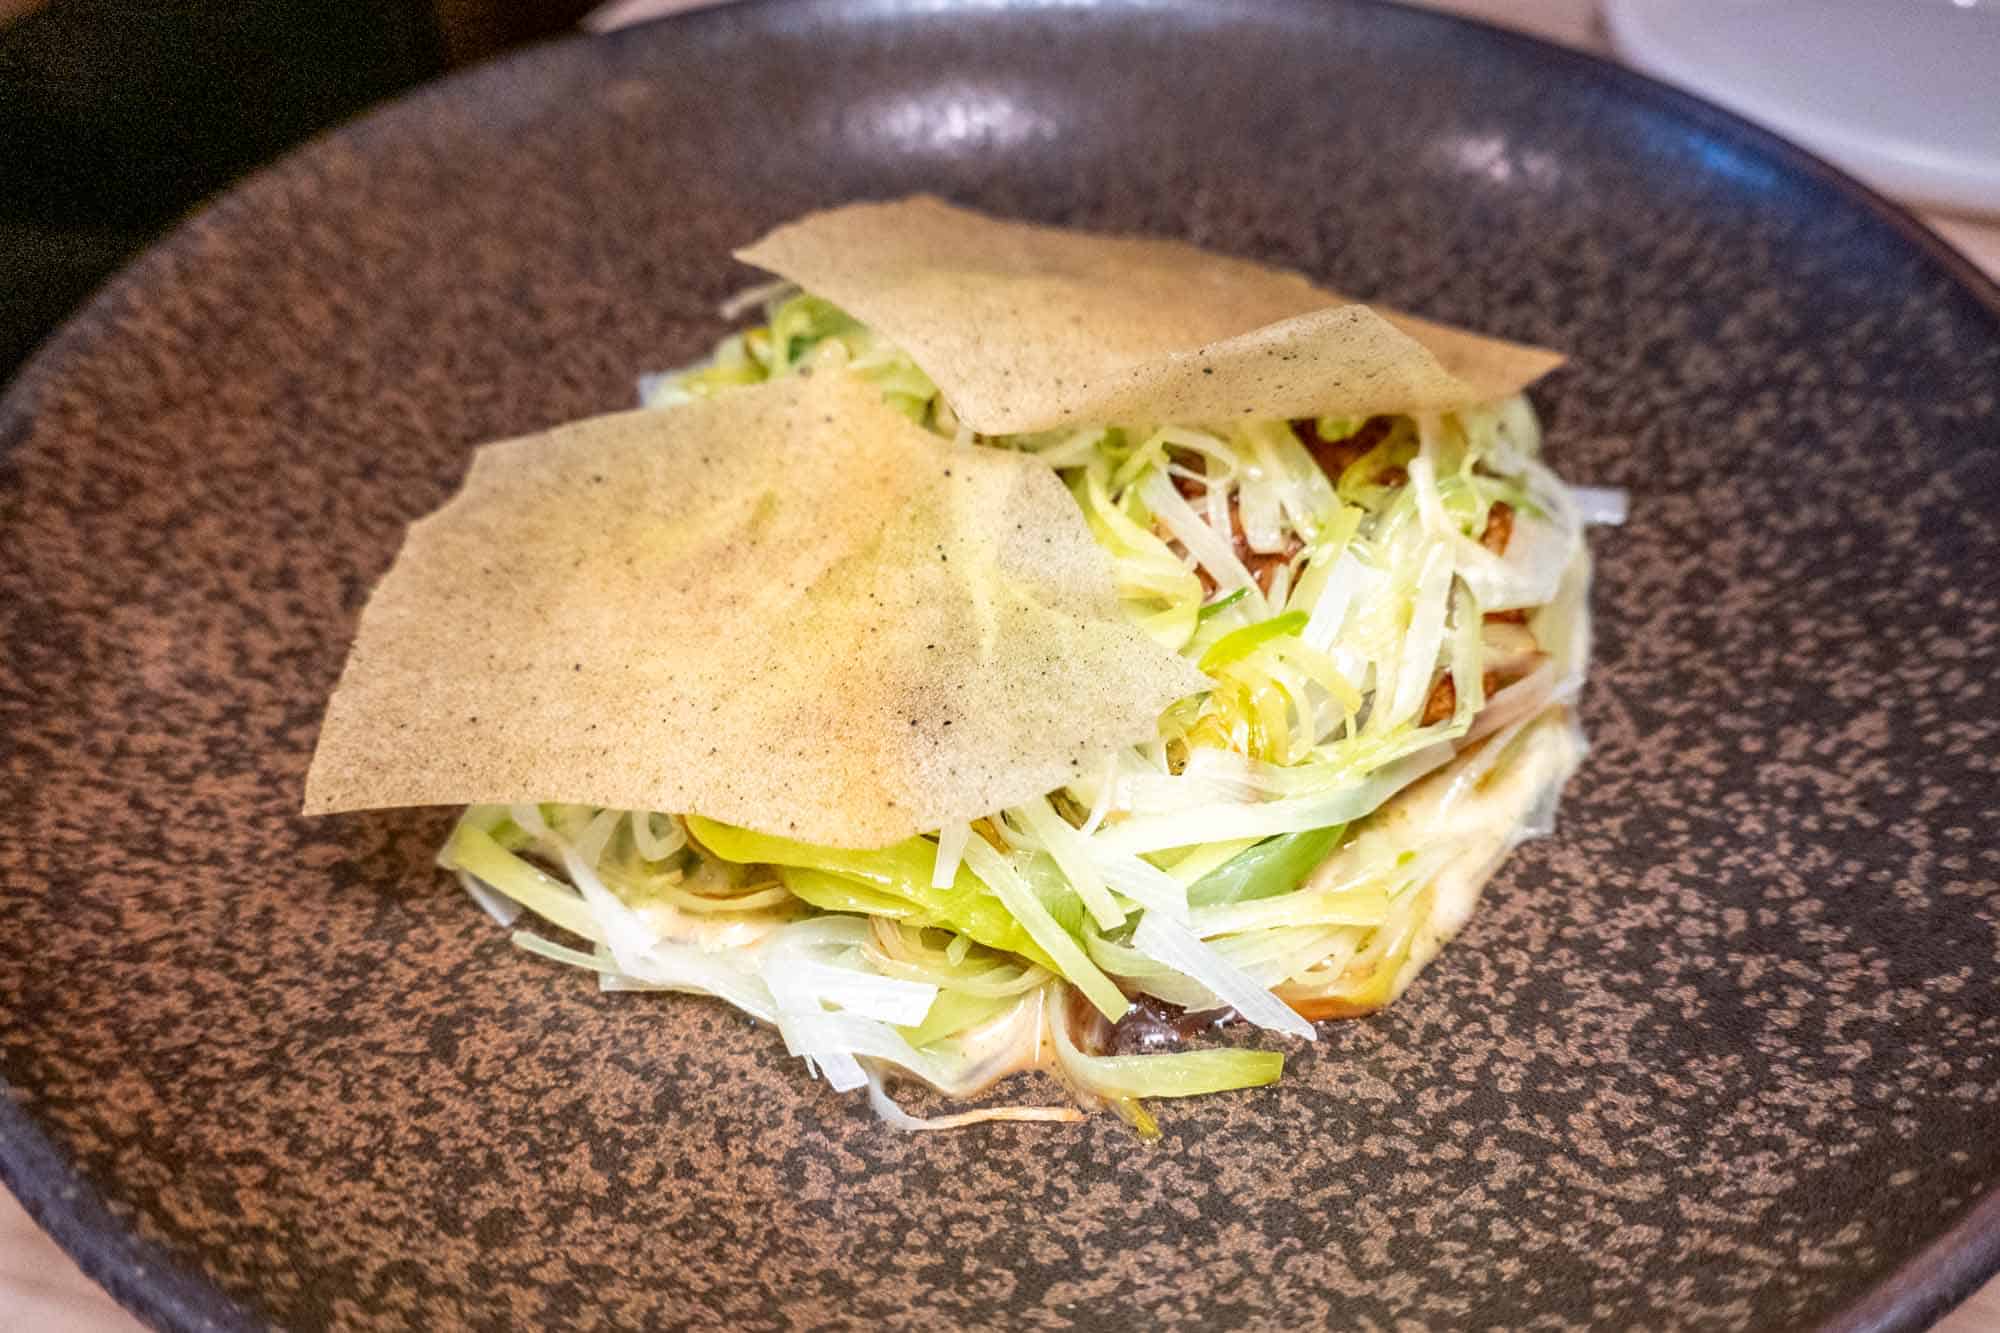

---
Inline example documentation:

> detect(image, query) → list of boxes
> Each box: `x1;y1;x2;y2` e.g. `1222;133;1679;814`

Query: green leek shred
443;824;604;945
1186;824;1346;908
1075;1048;1285;1098
1195;587;1249;621
687;816;1064;973
896;989;1015;1048
1199;611;1309;672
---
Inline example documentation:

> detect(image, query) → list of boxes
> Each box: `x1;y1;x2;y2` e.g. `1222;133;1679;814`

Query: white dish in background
1604;0;2000;218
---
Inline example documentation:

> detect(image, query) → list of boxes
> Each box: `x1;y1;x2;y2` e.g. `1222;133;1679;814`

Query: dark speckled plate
3;1;1998;1329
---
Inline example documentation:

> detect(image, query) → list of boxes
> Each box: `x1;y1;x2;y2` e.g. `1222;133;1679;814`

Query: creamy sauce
922;990;1059;1097
630;898;783;953
1359;704;1586;1000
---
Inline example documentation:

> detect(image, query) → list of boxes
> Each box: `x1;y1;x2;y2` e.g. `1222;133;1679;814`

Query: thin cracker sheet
304;371;1210;847
736;196;1564;435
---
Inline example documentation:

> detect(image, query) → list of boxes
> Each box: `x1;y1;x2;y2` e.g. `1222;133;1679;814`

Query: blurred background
0;0;598;377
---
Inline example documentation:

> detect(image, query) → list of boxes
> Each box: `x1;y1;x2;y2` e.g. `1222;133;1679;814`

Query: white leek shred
560;844;780;1023
1095;853;1192;923
1090;743;1458;855
1300;550;1363;653
1131;911;1317;1040
764;940;916;1088
863;1066;1082;1131
1014;795;1124;930
931;819;971;888
759;918;942;1092
718;277;797;321
961;837;1130;1022
572;808;623;868
775;1007;943;1092
782;958;937;1027
630;810;687;862
1571;485;1630;526
457;869;523;927
1408;453;1451;540
1075;752;1120;838
1384;541;1455;727
510;931;605;972
1235;449;1286;554
1139;467;1261;598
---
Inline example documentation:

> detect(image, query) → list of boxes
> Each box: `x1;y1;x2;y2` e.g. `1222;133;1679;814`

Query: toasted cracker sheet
304;371;1209;846
736;197;1563;434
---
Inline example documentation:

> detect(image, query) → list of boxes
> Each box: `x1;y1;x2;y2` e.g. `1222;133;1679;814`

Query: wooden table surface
3;1;1995;1329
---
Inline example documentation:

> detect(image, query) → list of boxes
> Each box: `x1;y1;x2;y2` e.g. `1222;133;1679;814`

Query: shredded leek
1200;611;1309;672
427;285;1609;1131
1197;587;1249;621
1186;825;1347;907
694;820;1064;974
442;823;602;944
1049;994;1283;1100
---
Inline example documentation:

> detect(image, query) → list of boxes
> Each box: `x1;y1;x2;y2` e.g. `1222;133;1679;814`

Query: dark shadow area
0;0;596;381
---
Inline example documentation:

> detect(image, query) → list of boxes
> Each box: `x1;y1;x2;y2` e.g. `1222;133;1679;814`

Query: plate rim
1;2;1995;1330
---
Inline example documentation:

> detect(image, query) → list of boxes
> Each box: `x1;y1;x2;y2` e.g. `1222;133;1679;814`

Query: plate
3;1;1998;1328
1604;0;2000;218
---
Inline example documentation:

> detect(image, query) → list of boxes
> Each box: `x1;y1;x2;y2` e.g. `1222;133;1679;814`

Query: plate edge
1348;0;2000;318
0;1083;263;1333
0;4;1995;1332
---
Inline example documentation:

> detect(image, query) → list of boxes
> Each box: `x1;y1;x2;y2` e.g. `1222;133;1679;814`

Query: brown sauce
1294;415;1392;478
1085;994;1240;1055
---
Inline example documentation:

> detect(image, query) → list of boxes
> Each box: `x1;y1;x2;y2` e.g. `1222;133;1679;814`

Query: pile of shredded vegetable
439;289;1625;1134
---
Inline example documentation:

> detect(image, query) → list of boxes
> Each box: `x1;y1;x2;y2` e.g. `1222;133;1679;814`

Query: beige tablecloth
2;2;1994;1330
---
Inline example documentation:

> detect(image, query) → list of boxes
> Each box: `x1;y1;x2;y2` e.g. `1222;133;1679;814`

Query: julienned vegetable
1186;826;1347;908
437;285;1622;1134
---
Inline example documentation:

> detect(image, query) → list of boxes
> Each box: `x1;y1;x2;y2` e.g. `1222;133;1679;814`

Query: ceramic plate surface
2;1;1998;1328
